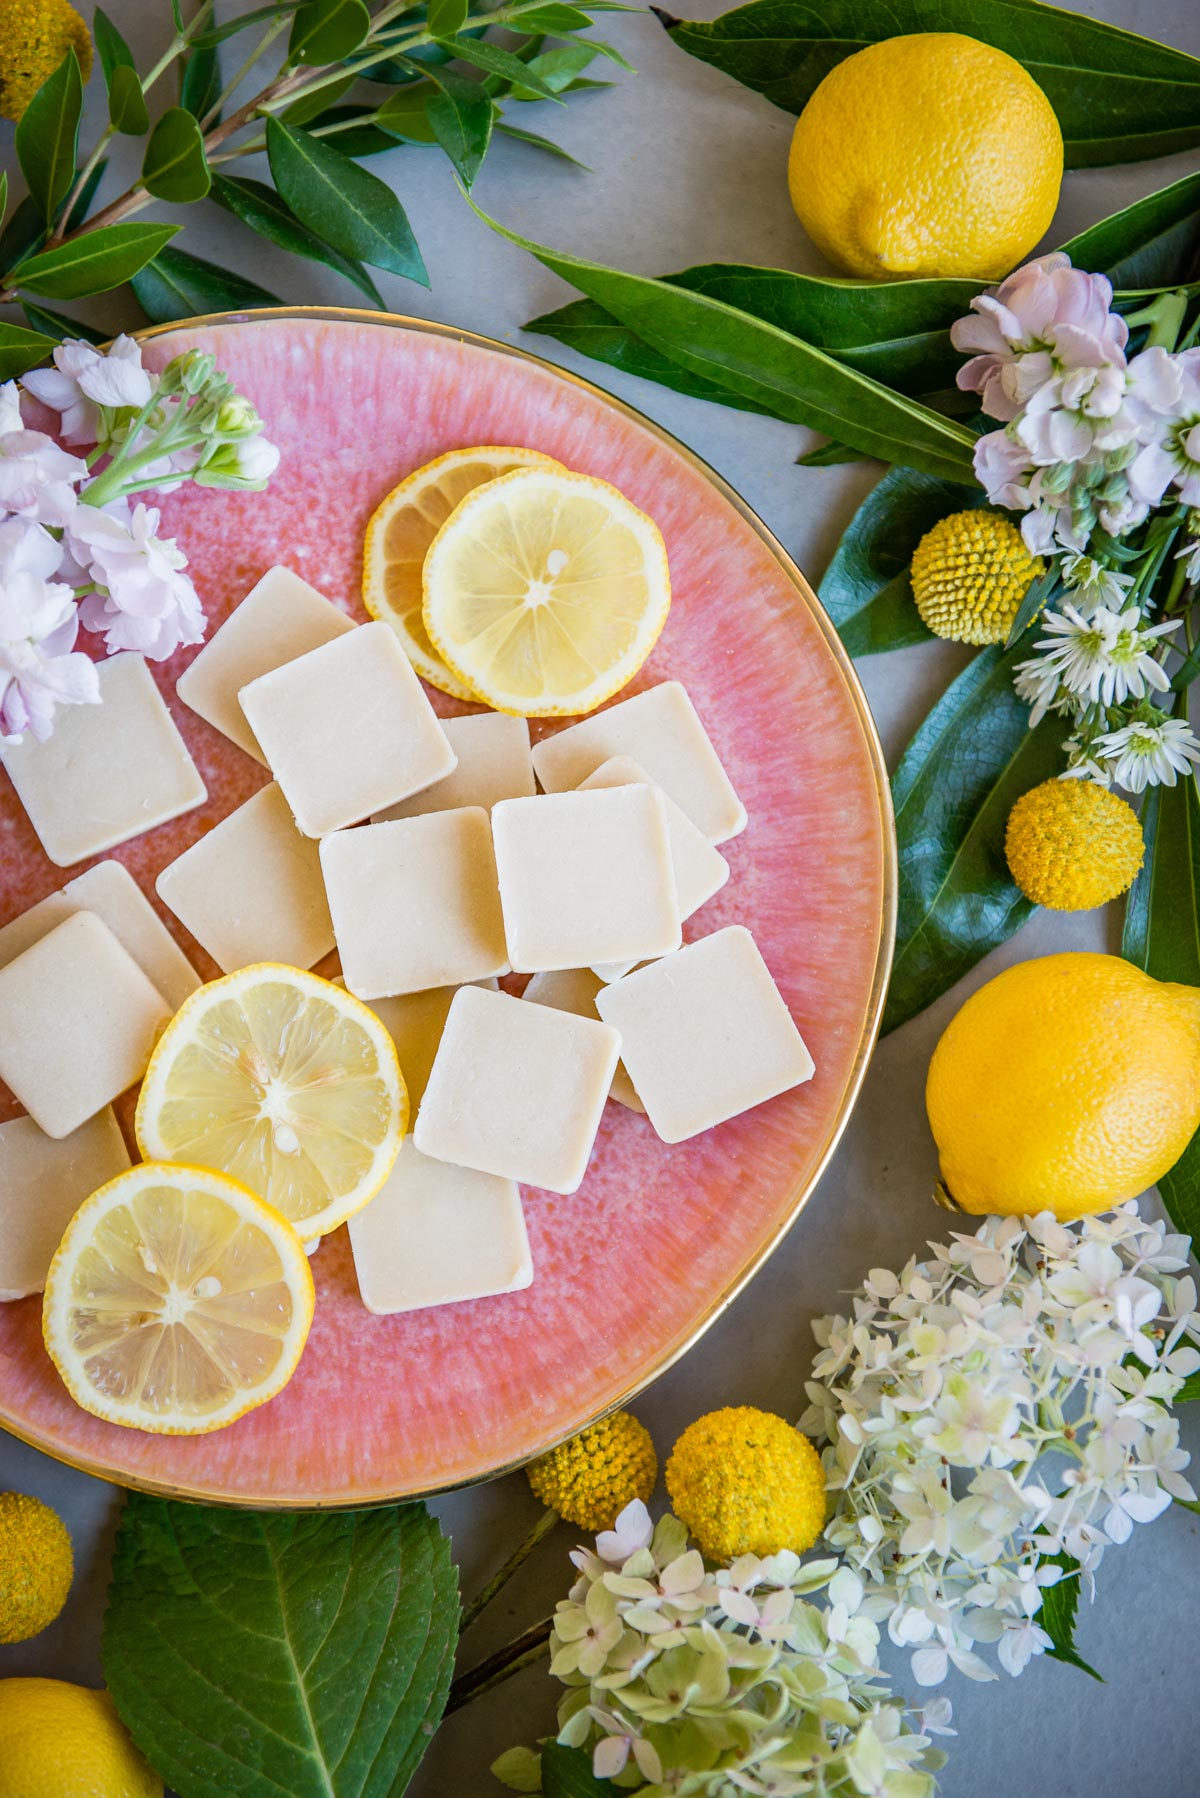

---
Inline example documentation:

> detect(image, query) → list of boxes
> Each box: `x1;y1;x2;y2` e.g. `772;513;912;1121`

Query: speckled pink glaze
0;316;891;1505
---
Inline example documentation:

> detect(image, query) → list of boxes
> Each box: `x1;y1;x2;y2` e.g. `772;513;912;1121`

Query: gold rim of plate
0;306;898;1509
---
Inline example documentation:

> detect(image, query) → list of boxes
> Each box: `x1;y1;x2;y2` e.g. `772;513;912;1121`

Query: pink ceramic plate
0;310;894;1506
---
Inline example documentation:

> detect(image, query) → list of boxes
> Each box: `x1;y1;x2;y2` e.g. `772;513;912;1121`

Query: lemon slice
136;965;406;1240
363;445;563;700
422;467;671;717
42;1163;315;1435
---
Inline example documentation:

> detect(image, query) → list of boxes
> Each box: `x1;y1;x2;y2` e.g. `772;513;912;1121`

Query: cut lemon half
42;1163;315;1435
362;445;563;700
422;467;671;717
136;965;406;1240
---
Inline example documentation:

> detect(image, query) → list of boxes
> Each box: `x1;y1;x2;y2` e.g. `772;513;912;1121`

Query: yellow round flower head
1006;779;1144;911
666;1406;825;1561
911;510;1044;646
527;1410;657;1531
0;1492;73;1644
0;0;93;121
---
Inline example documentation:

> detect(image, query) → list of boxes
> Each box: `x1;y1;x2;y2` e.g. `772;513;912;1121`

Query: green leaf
420;65;495;185
797;439;865;465
181;42;223;123
496;122;589;167
376;86;441;144
0;320;58;380
529;294;782;408
20;300;107;345
65;158;109;233
511;42;600;97
192;0;306;47
102;1493;459;1798
819;467;979;657
305;106;410;155
142;106;212;202
0;195;46;274
542;1742;611;1797
93;5;136;82
16;49;83;224
289;0;371;65
659;0;1200;167
1037;1554;1104;1681
281;71;357;125
109;63;151;135
514;3;594;29
439;36;565;101
130;244;280;322
1122;777;1200;985
12;221;179;298
481;207;979;480
885;638;1072;1033
266;117;428;283
211;173;384;306
1160;1130;1200;1246
428;0;469;34
1177;1370;1200;1402
1065;171;1200;292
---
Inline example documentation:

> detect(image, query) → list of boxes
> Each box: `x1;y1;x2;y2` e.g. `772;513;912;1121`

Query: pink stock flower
0;427;87;528
0;567;99;744
68;501;205;660
23;334;153;445
952;254;1129;421
1129;347;1200;508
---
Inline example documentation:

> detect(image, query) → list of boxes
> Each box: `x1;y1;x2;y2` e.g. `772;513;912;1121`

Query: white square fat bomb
374;712;535;821
320;808;509;1000
0;861;199;1011
348;1137;531;1315
0;913;172;1138
0;1110;131;1299
531;680;746;843
238;621;456;837
491;786;681;975
352;978;498;1109
157;782;335;973
414;984;620;1194
522;968;643;1113
595;926;815;1143
176;565;355;762
0;654;205;867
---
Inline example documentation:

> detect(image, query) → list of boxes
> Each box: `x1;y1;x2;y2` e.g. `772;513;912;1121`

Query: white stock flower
1091;717;1200;792
23;335;153;445
952;255;1127;422
68;501;205;660
1129;348;1200;507
0;429;87;527
0;381;23;436
0;567;100;743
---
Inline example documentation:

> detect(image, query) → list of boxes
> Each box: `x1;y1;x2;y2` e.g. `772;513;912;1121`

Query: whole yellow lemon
926;953;1200;1220
788;33;1063;280
0;1679;162;1798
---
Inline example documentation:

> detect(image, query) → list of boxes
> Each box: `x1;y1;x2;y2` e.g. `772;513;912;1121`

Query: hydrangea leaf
102;1492;459;1798
1037;1554;1104;1681
542;1742;613;1796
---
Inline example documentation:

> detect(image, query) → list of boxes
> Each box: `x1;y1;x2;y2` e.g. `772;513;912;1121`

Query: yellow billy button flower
527;1410;657;1531
666;1406;826;1561
1006;778;1145;911
0;1492;73;1644
0;0;93;121
911;509;1044;645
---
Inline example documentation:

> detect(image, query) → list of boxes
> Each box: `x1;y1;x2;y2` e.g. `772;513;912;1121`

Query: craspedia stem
460;1505;558;1634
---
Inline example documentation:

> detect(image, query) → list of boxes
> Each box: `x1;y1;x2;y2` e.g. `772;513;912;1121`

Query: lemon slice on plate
42;1162;314;1435
422;466;671;717
363;445;563;700
136;965;406;1240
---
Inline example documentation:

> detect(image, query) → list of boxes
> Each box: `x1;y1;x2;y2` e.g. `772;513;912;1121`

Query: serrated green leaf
12;221;179;298
542;1741;611;1797
497;121;589;166
102;1493;459;1798
0;320;58;380
20;300;107;345
440;35;565;101
93;6;136;81
428;0;469;34
289;0;371;65
1037;1554;1104;1681
1066;172;1200;293
267;117;428;283
482;207;978;480
819;467;980;657
211;172;384;305
130;244;280;322
660;0;1200;168
16;49;83;224
142;106;211;201
109;63;151;135
885;638;1072;1033
181;42;222;123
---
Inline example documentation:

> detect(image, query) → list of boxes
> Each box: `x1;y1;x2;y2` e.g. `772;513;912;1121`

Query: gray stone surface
2;1;1199;1793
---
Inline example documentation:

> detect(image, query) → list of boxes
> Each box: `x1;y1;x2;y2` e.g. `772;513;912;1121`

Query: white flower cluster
1;337;279;745
801;1206;1198;1688
952;256;1200;790
495;1501;950;1797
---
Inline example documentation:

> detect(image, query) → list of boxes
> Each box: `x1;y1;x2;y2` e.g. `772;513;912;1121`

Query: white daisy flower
1012;653;1066;727
1092;717;1200;792
1059;554;1135;614
1034;604;1177;708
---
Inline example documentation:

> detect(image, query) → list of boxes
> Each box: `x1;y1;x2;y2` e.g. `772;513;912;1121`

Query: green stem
444;1618;554;1716
461;1506;558;1635
201;14;292;129
50;125;116;246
